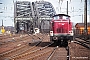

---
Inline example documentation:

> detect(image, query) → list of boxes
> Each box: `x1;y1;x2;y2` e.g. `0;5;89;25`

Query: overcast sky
0;0;90;26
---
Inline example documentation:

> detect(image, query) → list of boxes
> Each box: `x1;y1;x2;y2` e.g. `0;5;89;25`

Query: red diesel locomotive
50;14;73;44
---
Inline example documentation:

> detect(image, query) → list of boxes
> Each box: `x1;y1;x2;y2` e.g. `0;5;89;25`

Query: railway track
47;46;70;60
0;34;27;46
0;33;72;60
28;33;46;40
0;41;42;60
0;34;20;40
0;34;28;48
0;34;33;54
0;33;44;49
69;41;90;60
0;34;37;54
0;33;45;60
0;41;50;60
74;38;90;49
11;42;54;60
0;34;11;40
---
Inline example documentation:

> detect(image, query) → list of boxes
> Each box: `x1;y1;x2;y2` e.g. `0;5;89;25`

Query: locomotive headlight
50;31;53;36
69;30;74;36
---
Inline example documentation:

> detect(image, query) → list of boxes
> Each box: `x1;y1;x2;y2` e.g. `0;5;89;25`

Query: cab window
63;16;69;20
53;16;59;20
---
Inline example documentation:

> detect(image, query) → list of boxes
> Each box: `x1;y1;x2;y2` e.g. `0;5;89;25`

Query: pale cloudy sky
0;0;90;26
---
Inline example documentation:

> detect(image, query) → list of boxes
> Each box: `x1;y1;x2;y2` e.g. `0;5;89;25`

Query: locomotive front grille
57;28;64;33
57;28;68;33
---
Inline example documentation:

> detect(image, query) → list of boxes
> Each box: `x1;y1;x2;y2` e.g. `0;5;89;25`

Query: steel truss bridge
14;1;56;33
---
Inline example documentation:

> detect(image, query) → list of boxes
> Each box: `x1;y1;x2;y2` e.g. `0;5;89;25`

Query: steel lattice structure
14;1;56;33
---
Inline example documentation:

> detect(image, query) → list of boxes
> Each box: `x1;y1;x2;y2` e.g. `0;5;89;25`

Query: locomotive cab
50;14;74;45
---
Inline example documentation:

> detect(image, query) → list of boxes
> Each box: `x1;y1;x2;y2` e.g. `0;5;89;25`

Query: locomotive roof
53;14;70;17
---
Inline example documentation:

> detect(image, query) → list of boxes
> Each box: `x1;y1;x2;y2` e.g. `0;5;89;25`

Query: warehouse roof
75;23;90;27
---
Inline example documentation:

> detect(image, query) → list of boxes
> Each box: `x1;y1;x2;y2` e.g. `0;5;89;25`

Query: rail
75;38;90;49
47;46;58;60
10;42;54;60
47;46;70;60
66;46;70;60
0;34;44;60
